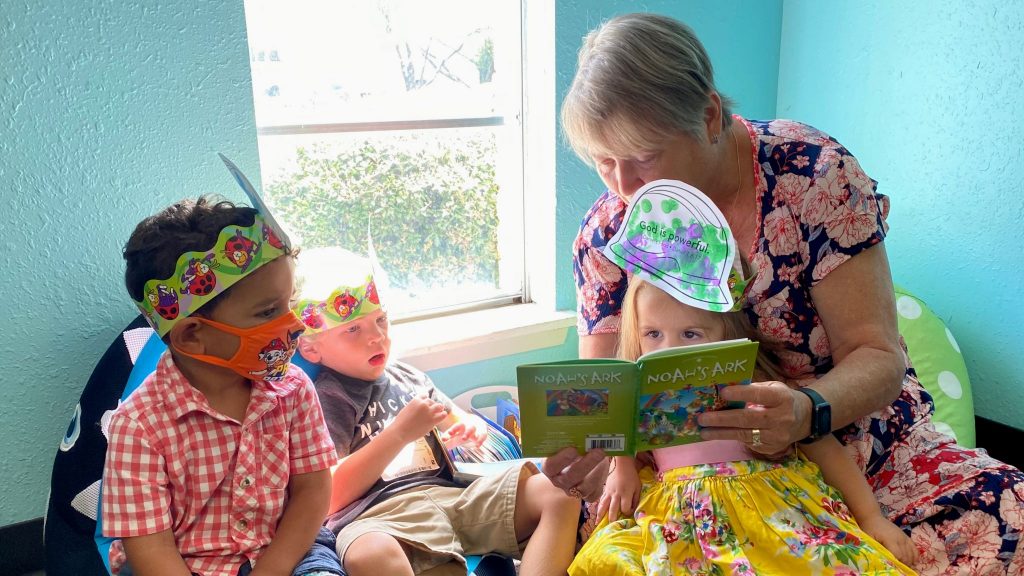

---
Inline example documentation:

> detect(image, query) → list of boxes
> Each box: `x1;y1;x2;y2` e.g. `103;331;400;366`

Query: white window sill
391;303;575;372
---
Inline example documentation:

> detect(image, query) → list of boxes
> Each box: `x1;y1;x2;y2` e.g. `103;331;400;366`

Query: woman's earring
711;134;720;145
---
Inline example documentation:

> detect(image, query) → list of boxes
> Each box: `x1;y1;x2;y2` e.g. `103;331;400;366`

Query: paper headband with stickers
291;246;383;334
134;154;293;336
602;179;750;313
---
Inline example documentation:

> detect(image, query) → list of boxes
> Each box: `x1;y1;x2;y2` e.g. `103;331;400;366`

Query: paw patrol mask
134;155;293;337
176;311;306;383
292;247;383;334
602;179;750;313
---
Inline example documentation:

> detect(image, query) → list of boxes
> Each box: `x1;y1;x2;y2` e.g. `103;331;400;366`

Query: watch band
796;387;831;444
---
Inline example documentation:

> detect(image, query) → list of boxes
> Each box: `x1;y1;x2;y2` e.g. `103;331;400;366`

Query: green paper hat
602;179;748;312
292;247;384;334
133;155;292;336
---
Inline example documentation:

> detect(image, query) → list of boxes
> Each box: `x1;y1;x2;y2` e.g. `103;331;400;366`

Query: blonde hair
618;278;786;381
292;246;382;340
561;12;735;164
619;279;750;361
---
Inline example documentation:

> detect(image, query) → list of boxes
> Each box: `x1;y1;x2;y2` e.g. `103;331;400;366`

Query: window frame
247;0;555;324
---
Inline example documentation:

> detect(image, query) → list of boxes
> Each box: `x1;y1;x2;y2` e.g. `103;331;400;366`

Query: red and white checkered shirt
102;352;336;576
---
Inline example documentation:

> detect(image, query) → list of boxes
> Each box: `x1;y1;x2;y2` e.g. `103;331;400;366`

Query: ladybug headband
602;179;750;313
291;246;383;334
134;155;293;337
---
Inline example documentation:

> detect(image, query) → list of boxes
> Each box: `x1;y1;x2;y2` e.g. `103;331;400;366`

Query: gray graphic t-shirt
317;362;465;532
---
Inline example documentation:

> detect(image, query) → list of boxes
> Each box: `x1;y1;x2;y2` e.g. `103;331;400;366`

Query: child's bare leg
515;473;580;576
343;532;415;576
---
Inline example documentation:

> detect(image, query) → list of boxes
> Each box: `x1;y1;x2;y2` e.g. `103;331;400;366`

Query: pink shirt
102;352;336;576
653;440;753;471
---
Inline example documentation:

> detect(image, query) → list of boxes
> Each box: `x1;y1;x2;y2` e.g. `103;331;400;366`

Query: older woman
545;12;1023;574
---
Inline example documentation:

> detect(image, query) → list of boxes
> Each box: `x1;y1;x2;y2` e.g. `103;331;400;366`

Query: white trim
521;0;556;309
392;303;573;372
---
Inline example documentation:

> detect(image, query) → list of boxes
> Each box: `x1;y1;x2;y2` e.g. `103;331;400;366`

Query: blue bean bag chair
45;315;514;576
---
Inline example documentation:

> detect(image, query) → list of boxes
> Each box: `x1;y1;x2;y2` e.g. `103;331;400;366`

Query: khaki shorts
336;462;538;575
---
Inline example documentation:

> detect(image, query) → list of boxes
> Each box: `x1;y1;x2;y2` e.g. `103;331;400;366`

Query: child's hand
441;414;488;449
392;396;448;444
860;515;918;567
596;457;641;524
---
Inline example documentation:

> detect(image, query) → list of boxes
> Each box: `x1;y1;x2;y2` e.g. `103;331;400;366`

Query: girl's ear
168;317;206;354
297;336;321;364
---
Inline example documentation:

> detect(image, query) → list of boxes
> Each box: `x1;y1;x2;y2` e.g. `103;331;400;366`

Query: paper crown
602;179;749;313
291;246;383;334
134;155;292;336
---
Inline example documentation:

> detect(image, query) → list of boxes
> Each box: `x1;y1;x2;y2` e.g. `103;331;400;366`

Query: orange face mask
175;312;306;382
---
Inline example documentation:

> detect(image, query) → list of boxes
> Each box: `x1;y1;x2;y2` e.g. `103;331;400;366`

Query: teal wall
0;1;260;526
776;1;1024;429
554;1;784;309
429;332;580;406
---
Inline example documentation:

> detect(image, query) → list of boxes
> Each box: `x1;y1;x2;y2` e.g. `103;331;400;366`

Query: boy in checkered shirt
292;247;580;576
102;196;341;576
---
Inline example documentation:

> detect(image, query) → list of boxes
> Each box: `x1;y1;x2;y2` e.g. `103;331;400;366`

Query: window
243;1;537;321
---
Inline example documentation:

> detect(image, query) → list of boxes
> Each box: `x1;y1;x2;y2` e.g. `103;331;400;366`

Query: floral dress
569;454;915;575
572;118;1024;575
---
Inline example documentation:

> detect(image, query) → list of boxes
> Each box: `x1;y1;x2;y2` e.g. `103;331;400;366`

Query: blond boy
293;247;579;576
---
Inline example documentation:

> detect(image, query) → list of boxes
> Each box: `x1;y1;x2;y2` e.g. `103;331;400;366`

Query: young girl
569;278;918;575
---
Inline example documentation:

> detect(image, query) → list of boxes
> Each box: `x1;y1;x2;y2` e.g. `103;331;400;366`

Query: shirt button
237;519;248;530
240;476;253;488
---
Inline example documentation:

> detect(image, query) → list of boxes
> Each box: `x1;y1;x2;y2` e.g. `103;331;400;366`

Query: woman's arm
699;244;905;453
579;333;618;359
249;468;331;576
805;243;906;427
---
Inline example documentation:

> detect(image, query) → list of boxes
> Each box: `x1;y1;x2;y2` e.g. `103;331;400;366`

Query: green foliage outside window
265;133;500;288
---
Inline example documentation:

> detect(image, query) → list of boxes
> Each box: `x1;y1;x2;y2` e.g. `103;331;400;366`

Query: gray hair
561;13;735;164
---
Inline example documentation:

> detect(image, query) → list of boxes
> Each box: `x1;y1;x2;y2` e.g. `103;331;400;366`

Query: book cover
495;397;522;444
517;339;758;457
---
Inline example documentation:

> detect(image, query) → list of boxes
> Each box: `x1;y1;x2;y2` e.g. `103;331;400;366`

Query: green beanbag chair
894;285;976;448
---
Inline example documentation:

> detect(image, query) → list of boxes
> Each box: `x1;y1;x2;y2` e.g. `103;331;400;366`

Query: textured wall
777;1;1024;428
0;1;260;525
554;1;784;310
430;331;579;399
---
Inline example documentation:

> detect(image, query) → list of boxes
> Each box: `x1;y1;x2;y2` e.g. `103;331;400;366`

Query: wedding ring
751;428;762;447
568;486;584;500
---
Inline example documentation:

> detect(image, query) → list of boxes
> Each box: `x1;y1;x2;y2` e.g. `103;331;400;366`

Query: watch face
816;403;832;437
799;387;831;441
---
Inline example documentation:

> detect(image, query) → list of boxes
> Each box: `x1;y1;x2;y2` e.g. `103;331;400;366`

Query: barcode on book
585;435;625;451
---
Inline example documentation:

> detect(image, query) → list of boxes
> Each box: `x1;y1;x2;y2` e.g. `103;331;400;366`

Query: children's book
516;339;759;457
448;407;523;464
495;397;521;443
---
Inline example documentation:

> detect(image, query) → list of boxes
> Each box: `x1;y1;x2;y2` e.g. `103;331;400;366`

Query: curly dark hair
123;196;293;315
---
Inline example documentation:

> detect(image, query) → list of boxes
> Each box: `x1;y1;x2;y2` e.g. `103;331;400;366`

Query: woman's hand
597;456;641;524
697;381;809;455
543;446;609;501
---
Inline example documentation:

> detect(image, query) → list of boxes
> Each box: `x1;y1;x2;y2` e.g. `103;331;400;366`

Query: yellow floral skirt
569;454;916;576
